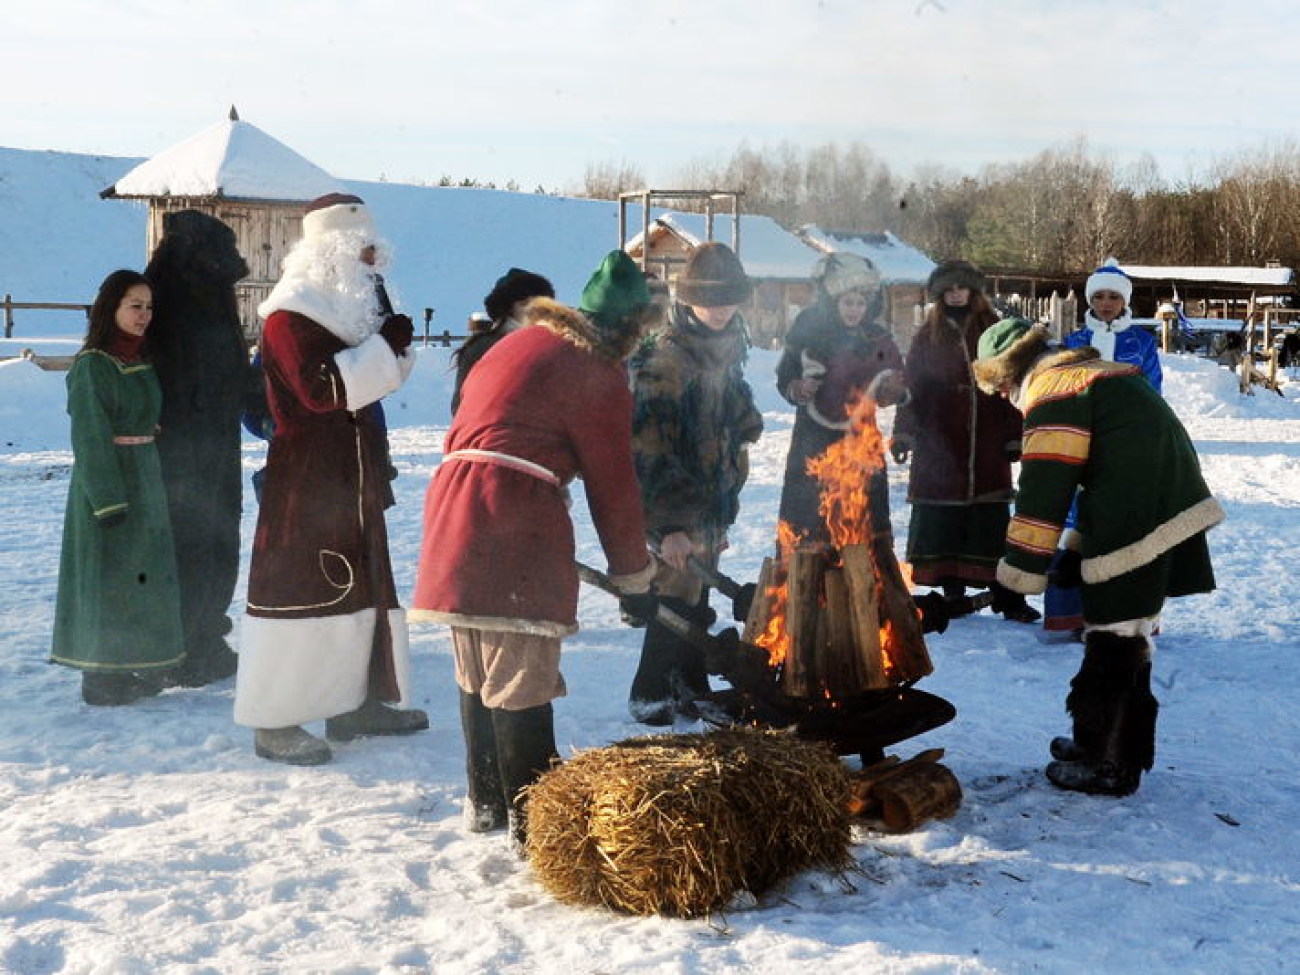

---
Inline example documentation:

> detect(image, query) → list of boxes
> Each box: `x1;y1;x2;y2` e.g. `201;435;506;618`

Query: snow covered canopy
100;110;345;203
796;225;937;285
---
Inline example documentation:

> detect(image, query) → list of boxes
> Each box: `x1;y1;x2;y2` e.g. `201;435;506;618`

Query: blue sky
8;0;1300;191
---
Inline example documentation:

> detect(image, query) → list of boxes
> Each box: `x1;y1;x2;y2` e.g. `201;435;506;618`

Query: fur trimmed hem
997;559;1048;594
406;608;577;638
1082;496;1226;584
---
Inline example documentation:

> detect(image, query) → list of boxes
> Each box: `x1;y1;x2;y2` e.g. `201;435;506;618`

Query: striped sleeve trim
1023;425;1090;465
1007;514;1063;557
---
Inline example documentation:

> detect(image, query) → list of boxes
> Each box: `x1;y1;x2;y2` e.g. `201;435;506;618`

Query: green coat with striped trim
996;347;1223;624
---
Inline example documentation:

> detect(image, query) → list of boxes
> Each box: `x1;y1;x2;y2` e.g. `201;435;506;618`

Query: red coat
412;305;651;635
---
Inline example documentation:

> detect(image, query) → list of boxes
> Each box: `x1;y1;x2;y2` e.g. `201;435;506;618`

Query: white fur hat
1085;257;1133;304
301;193;377;243
813;252;881;299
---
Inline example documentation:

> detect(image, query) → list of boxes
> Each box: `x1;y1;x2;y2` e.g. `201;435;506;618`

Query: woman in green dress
51;270;184;705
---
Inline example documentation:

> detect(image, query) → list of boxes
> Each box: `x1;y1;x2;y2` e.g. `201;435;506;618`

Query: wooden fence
3;294;91;339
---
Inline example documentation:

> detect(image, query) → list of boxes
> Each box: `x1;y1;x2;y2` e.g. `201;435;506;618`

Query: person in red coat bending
234;194;428;766
411;250;658;849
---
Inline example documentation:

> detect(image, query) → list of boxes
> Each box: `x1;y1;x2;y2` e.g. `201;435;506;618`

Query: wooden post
839;545;887;689
4;294;12;339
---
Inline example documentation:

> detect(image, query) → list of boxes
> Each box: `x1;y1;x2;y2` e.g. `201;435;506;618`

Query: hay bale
525;728;853;917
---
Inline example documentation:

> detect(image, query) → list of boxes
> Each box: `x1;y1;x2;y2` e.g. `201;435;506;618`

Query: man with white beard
234;193;427;765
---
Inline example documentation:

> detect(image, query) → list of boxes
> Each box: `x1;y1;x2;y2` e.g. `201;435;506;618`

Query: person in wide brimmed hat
970;317;1223;796
625;241;764;725
892;259;1039;623
450;267;555;413
411;249;657;849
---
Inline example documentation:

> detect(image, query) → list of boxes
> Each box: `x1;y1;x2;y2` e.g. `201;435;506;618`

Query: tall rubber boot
459;690;507;833
492;703;559;852
1046;632;1156;796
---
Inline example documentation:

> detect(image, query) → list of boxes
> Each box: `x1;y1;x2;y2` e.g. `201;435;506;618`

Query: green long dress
51;350;184;673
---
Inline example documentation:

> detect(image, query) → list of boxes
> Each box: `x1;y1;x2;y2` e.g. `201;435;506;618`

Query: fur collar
971;326;1053;395
524;297;632;362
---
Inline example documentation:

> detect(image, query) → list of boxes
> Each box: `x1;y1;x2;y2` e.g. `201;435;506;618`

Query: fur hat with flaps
675;242;752;307
813;252;881;299
971;318;1052;395
484;267;555;323
927;259;987;299
301;193;377;245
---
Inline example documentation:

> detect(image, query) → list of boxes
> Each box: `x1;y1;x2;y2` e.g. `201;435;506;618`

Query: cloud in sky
7;0;1300;190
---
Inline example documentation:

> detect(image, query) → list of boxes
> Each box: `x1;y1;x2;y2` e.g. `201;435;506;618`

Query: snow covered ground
1;340;1297;974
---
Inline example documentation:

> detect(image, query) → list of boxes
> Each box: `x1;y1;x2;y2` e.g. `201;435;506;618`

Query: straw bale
525;728;853;917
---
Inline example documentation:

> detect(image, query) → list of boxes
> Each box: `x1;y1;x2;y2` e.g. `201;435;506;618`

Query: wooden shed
100;108;346;338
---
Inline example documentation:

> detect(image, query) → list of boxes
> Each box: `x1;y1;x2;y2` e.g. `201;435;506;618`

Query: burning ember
748;395;932;700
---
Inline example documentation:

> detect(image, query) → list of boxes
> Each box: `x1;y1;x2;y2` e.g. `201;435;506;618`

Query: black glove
890;441;910;465
1048;549;1083;589
618;590;659;628
379;314;414;355
99;510;127;529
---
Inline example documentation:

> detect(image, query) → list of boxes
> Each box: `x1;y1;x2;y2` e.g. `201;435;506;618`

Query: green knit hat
978;317;1033;360
579;250;651;330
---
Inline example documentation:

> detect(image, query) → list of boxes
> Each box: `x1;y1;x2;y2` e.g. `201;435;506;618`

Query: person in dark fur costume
892;260;1039;624
775;252;905;543
972;318;1225;796
450;267;554;414
145;210;262;686
627;242;764;725
411;250;656;849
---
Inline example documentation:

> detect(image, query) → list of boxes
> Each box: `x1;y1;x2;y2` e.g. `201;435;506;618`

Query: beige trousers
451;627;567;711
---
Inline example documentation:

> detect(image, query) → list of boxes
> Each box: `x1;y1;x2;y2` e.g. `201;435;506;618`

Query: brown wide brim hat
675;242;753;307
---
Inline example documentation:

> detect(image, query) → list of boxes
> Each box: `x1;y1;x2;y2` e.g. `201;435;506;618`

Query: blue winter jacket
1064;312;1162;392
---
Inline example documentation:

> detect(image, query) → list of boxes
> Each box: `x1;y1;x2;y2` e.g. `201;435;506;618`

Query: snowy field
1;341;1298;975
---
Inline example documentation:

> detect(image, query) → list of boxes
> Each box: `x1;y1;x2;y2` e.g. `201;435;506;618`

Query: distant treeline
578;137;1300;273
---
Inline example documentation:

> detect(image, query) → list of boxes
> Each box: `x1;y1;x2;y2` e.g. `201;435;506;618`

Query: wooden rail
3;294;91;338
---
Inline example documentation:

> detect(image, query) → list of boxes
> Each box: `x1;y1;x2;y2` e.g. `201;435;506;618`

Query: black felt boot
492;703;559;853
1046;632;1157;797
628;618;680;726
460;690;507;833
990;581;1042;624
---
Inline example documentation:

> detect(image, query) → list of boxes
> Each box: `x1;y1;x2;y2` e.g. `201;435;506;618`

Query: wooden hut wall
145;198;308;340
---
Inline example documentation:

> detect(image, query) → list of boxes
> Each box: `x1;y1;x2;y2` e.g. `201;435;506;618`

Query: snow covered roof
628;212;820;280
1121;264;1294;288
797;225;937;285
101;112;345;202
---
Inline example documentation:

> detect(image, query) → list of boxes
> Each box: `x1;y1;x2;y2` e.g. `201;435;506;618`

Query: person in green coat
972;318;1224;797
51;269;185;706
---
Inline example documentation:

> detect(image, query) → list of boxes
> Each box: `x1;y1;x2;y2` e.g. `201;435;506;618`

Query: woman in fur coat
972;319;1223;796
775;252;905;543
411;250;657;848
891;260;1039;623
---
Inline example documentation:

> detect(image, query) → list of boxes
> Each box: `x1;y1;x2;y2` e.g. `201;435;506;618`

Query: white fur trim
406;607;577;638
233;608;411;728
335;334;410;411
302;200;376;243
1081;496;1225;584
997;558;1048;594
608;558;657;595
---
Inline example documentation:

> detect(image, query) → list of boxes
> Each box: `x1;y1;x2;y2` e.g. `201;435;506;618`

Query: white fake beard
273;231;393;346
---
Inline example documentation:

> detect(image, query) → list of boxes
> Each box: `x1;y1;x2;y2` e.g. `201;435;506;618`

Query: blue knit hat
1085;257;1133;304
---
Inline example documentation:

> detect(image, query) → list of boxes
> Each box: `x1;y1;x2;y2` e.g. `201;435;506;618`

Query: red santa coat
235;303;415;728
411;304;652;635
